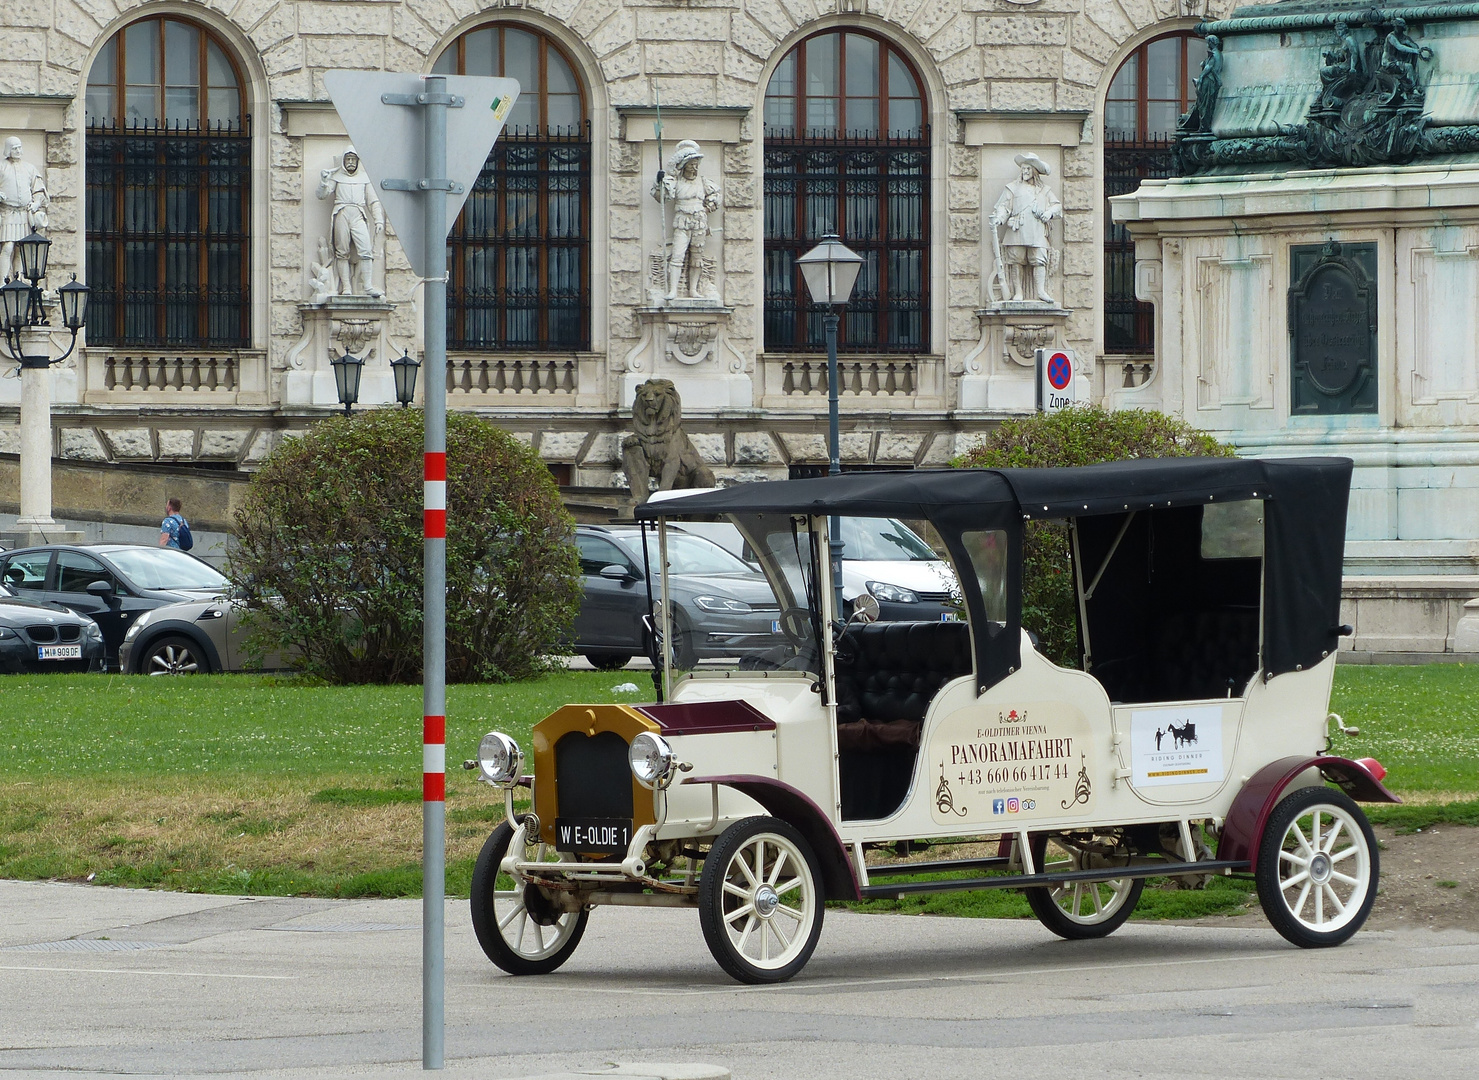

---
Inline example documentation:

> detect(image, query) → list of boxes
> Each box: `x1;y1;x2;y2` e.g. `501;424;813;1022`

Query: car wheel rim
148;645;199;675
494;840;581;961
1043;843;1136;925
1275;803;1371;934
718;833;816;971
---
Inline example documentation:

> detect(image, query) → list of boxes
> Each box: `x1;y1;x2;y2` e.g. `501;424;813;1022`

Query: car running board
858;858;1249;900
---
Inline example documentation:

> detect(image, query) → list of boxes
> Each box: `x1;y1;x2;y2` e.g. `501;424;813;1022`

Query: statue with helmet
651;139;721;301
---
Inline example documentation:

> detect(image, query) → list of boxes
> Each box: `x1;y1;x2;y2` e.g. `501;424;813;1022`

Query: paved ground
1;880;1475;1079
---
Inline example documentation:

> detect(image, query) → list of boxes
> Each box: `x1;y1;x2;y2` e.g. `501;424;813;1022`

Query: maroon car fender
1218;755;1402;867
684;774;860;901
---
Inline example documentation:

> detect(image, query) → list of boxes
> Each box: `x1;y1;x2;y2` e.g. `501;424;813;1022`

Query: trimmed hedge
231;409;580;684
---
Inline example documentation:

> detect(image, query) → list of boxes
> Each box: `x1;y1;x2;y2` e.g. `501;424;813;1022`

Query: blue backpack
176;517;194;552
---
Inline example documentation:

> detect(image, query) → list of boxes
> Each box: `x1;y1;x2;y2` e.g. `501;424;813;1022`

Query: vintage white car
467;458;1396;984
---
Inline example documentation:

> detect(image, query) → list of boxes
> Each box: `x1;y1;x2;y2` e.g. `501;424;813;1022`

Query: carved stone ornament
334;318;377;362
1173;14;1478;174
666;321;719;366
650;140;721;305
316;147;386;298
0;136;49;285
1005;324;1054;367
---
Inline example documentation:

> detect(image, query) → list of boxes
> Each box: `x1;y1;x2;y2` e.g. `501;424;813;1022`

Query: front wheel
1255;786;1377;948
581;651;633;671
470;822;588;975
140;634;210;675
1024;833;1144;940
699;817;824;984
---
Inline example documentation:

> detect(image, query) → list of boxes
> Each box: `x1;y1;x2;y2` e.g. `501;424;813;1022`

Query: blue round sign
1046;352;1073;391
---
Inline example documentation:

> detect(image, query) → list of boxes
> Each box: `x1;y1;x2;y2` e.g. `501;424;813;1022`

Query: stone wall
0;0;1241;476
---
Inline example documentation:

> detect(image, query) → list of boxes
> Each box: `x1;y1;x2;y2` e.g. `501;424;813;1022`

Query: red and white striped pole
421;73;450;1070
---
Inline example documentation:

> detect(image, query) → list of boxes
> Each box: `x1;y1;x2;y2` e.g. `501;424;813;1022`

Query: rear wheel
140;634;210;675
470;822;588;975
1024;833;1144;939
1255;786;1377;948
670;609;699;670
581;651;633;671
699;816;824;984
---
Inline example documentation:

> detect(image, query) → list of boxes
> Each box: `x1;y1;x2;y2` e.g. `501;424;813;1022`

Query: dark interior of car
834;620;973;820
1076;504;1263;705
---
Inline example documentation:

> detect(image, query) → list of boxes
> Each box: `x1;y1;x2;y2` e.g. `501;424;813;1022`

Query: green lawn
0;664;1473;911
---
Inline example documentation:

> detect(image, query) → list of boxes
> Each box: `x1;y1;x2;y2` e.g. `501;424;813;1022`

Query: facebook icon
992;798;1006;814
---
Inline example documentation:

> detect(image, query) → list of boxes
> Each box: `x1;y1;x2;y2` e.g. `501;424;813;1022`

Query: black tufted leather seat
833;620;973;820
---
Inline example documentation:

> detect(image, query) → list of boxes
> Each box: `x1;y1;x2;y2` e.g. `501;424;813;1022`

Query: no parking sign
1036;347;1079;413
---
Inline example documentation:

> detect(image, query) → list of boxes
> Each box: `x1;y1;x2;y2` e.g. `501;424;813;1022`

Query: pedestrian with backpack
159;497;194;551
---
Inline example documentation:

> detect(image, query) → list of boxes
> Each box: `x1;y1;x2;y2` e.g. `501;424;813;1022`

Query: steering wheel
775;606;813;648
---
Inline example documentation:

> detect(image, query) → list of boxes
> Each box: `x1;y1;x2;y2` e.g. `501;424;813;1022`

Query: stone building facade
0;0;1237;488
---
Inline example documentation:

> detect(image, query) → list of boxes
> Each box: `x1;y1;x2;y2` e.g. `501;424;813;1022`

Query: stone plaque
1288;241;1378;414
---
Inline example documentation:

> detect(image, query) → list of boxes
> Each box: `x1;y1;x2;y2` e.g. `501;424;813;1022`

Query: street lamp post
0;231;88;544
796;234;862;622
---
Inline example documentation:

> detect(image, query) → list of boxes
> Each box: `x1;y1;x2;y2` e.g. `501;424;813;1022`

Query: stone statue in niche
651;140;720;302
621;378;716;516
0;137;49;284
989;152;1062;305
317;147;385;298
307;236;337;305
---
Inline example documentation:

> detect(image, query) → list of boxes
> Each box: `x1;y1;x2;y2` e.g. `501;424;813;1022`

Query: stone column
4;325;84;546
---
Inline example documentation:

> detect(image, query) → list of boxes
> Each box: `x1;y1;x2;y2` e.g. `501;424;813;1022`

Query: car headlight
692;595;753;614
476;732;524;788
629;732;675;789
83;620;104;640
866;581;919;604
0;626;14;639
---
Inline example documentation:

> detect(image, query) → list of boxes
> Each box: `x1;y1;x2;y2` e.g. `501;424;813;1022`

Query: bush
956;404;1234;667
231;409;580;684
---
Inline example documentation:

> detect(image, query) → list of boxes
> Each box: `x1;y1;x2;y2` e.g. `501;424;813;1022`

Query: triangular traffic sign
323;71;520;278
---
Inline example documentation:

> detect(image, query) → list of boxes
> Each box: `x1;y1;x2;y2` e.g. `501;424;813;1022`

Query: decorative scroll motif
1174;16;1479;173
1005;324;1054;365
334;318;376;361
666;321;718;366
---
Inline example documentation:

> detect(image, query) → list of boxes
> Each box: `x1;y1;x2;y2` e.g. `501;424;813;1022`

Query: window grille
1103;136;1173;355
447;125;592;352
85;118;251;348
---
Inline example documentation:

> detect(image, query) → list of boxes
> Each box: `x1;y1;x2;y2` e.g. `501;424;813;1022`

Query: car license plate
554;817;633;855
38;644;82;660
941;612;962;622
772;620;782;633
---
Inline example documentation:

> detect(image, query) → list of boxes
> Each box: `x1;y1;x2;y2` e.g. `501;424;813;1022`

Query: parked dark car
0;545;231;670
0;581;107;673
573;524;783;670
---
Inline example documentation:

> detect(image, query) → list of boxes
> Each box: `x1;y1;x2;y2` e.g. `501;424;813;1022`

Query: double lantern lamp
1;231;88;367
332;349;421;415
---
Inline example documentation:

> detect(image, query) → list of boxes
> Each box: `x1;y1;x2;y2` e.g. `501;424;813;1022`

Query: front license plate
38;644;82;660
555;817;633;855
772;620;782;633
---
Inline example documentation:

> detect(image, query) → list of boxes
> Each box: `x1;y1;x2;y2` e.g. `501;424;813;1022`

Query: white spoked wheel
470;822;588;975
1025;834;1144;940
1256;786;1378;948
699;816;824;984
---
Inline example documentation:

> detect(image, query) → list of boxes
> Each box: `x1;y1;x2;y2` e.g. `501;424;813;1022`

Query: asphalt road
1;879;1475;1079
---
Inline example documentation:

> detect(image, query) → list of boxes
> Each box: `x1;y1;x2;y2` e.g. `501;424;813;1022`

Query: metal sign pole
422;72;450;1071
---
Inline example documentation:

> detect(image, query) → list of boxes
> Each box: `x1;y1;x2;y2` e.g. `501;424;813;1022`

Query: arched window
433;26;590;351
1104;32;1206;355
763;30;929;353
84;16;250;347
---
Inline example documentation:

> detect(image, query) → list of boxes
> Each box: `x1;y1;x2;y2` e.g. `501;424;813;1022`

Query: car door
49;551;143;662
0;551;53;597
574;534;644;651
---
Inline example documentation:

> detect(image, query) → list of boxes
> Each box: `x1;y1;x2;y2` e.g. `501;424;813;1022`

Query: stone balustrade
81;350;269;406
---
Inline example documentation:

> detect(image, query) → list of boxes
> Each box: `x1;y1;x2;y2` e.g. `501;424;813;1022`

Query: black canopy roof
639;456;1353;687
636;457;1342;524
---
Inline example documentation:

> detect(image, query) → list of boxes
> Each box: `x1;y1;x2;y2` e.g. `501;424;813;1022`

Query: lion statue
622;378;716;516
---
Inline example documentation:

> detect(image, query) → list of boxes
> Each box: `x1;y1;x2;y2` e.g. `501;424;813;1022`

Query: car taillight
1356;757;1386;782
